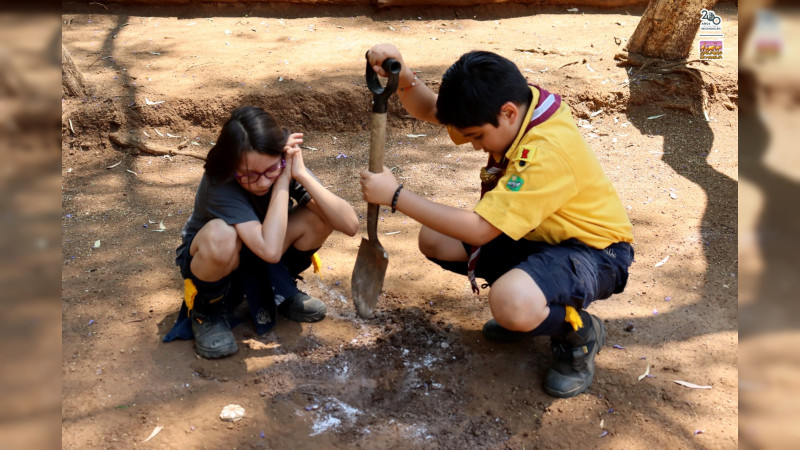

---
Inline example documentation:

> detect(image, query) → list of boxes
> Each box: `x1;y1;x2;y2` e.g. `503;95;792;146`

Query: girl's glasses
234;158;285;184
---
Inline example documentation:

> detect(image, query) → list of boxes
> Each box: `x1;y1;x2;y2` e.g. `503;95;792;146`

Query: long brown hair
204;106;288;184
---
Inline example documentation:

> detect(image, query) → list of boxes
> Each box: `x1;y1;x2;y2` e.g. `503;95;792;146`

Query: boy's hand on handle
367;44;406;78
367;43;439;124
359;166;399;206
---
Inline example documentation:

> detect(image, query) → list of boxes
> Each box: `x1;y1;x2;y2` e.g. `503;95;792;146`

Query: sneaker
482;319;533;343
190;307;238;359
278;291;327;322
543;313;606;398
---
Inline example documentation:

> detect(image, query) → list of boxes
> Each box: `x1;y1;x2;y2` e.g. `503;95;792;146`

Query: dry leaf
638;364;650;382
674;380;712;389
142;425;163;443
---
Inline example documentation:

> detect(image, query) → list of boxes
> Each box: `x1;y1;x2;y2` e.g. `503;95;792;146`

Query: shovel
351;55;401;319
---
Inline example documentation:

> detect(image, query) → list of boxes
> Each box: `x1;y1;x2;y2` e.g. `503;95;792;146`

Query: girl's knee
203;222;241;263
291;210;333;251
310;212;333;238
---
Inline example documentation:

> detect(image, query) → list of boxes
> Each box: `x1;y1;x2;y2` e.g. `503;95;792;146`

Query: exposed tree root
109;131;207;161
614;51;709;83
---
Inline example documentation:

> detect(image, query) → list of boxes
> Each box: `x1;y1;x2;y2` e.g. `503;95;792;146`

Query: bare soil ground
61;2;739;448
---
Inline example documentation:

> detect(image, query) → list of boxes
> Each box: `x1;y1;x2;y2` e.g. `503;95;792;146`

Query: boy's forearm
397;66;439;124
393;188;500;246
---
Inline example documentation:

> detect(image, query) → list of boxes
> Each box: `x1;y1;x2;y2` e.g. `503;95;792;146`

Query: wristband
391;184;403;213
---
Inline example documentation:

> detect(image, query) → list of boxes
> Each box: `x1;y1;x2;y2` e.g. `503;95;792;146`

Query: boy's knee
489;271;548;331
417;228;437;258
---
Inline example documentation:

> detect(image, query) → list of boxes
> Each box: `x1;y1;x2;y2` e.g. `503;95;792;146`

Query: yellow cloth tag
312;252;322;278
183;278;198;315
564;305;584;331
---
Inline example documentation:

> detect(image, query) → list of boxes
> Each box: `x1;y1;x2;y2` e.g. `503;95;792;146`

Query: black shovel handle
365;54;401;114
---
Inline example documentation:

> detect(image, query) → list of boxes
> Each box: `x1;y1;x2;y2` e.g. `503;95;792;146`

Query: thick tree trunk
62;44;87;97
627;0;718;60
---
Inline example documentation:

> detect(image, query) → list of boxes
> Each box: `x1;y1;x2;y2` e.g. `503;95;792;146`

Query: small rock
220;404;245;422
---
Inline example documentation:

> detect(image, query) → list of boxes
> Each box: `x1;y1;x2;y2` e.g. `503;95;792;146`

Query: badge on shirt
506;174;524;191
515;147;535;170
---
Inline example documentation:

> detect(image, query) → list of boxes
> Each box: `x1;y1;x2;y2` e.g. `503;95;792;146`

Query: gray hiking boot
278;291;327;322
482;319;533;343
190;306;238;359
543;312;606;398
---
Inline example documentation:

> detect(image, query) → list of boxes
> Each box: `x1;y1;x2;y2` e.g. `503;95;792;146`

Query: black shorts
175;237;314;281
429;236;634;310
175;240;194;280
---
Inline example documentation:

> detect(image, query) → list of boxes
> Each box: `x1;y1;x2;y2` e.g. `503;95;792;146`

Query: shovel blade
351;237;388;318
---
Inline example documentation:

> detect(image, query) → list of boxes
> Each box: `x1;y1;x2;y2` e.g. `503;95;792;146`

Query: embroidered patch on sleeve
506;174;524;191
515;147;535;169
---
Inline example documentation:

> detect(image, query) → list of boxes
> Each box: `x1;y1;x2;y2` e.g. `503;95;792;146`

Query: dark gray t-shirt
178;173;312;249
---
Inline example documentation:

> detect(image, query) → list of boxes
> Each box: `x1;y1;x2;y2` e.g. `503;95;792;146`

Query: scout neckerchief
467;85;562;294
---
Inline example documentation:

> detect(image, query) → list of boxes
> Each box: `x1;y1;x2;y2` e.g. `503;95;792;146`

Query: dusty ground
61;2;739;448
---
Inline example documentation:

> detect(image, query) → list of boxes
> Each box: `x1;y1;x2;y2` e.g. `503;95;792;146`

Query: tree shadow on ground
615;54;738;344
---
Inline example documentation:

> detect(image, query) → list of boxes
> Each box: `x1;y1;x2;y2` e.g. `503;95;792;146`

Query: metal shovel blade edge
351;237;389;319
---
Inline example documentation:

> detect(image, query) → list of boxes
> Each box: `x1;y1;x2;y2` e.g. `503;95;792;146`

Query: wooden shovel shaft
367;112;386;242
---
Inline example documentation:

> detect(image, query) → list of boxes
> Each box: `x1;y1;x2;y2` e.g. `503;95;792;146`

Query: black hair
435;51;532;129
204;106;288;184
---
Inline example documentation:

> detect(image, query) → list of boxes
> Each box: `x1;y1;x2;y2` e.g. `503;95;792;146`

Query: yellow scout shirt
450;86;633;249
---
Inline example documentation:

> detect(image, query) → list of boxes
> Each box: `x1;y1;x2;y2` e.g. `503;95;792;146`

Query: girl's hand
359;166;399;205
285;132;303;150
277;150;294;185
283;132;309;182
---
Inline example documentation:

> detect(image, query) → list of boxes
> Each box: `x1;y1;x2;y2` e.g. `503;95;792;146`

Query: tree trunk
62;44;87;97
627;0;718;60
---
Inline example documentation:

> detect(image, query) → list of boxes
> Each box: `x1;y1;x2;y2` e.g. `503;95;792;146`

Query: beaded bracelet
391;184;403;213
398;70;419;94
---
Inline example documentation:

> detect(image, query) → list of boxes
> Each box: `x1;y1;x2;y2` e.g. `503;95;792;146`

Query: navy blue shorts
428;236;634;310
